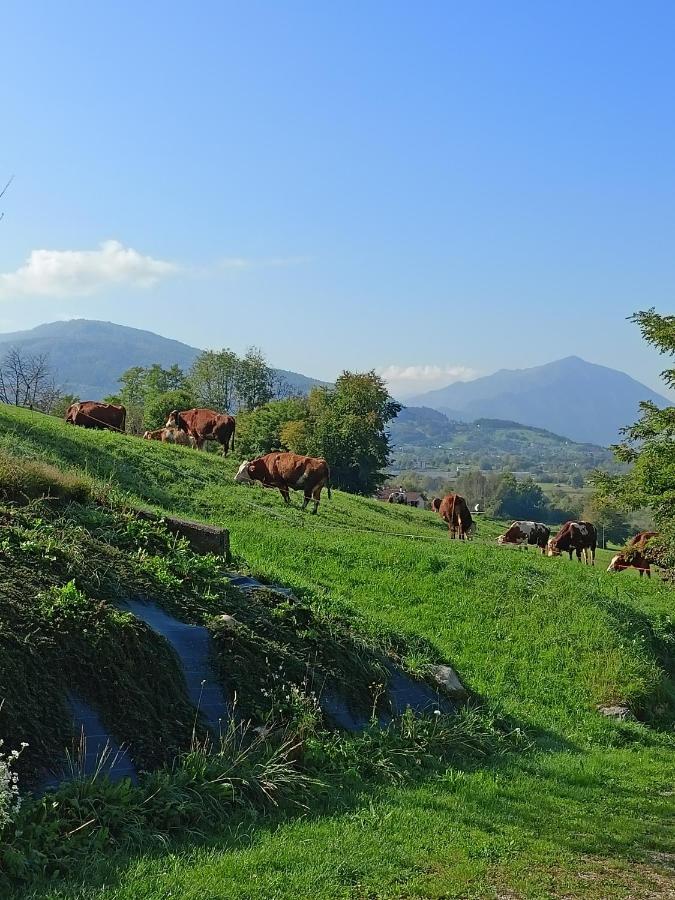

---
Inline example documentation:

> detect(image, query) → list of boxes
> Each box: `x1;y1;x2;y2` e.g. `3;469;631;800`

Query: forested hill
0;319;328;400
389;406;614;474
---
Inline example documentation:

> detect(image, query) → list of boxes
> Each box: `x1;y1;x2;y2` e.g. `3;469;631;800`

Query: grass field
0;406;673;899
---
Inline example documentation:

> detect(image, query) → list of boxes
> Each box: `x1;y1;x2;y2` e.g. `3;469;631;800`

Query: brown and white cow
498;521;551;554
547;521;597;564
166;408;235;454
143;427;196;447
435;493;473;540
66;401;126;433
234;452;331;514
607;531;659;578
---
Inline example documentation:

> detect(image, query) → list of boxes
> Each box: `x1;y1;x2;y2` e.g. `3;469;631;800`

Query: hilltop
0;404;672;899
409;355;671;445
0;320;328;400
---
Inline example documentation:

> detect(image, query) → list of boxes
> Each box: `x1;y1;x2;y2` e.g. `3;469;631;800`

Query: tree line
102;346;289;434
100;348;402;495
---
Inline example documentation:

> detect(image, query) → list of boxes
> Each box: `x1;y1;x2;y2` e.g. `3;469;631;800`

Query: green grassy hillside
0;405;673;899
0;405;670;739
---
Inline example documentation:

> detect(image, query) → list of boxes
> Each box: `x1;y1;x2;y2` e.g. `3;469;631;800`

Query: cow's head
547;538;561;557
234;460;254;483
431;498;441;513
497;534;507;545
165;410;179;428
143;431;151;440
607;554;627;572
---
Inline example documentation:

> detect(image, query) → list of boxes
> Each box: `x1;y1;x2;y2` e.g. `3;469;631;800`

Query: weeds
0;453;91;505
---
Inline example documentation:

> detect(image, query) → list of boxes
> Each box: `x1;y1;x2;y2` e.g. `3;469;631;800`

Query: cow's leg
279;487;291;505
310;485;322;514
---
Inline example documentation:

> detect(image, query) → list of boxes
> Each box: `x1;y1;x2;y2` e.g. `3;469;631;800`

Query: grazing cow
143;427;196;447
547;521;597;564
388;491;407;504
431;497;442;513
607;531;659;578
166;408;235;454
234;452;331;514
435;493;473;540
498;521;551;554
65;401;126;433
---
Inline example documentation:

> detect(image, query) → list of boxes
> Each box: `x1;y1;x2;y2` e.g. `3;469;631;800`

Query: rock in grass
431;664;469;700
596;704;633;721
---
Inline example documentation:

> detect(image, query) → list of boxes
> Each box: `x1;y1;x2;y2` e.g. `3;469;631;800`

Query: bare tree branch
0;346;61;412
0;175;14;222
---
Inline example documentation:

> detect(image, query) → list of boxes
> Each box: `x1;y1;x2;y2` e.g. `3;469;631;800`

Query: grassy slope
1;406;673;899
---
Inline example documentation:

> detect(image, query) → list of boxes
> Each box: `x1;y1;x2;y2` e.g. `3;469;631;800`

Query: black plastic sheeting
120;599;231;733
386;663;455;718
319;664;456;733
40;577;457;790
40;695;138;789
221;577;457;729
225;573;296;598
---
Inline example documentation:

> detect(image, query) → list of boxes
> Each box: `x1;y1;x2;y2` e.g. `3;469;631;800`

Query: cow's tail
326;469;332;500
230;420;236;454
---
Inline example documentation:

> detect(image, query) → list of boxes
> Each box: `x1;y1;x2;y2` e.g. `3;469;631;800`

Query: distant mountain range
0;322;669;446
408;356;671;446
0;320;327;401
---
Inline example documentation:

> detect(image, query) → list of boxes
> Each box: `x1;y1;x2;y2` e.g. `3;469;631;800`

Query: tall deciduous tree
235;347;276;412
305;371;401;494
592;308;675;575
189;350;239;412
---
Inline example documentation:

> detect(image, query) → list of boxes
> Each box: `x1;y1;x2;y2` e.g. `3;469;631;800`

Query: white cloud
0;240;178;299
378;364;478;396
378;364;477;382
214;255;310;271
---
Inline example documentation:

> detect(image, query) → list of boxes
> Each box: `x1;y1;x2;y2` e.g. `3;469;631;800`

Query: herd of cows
431;492;656;576
63;401;657;576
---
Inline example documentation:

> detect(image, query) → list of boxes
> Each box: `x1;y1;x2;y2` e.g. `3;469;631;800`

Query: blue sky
1;1;674;396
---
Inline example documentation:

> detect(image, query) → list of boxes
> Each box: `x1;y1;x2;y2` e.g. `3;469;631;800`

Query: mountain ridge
0;319;328;401
408;355;670;445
